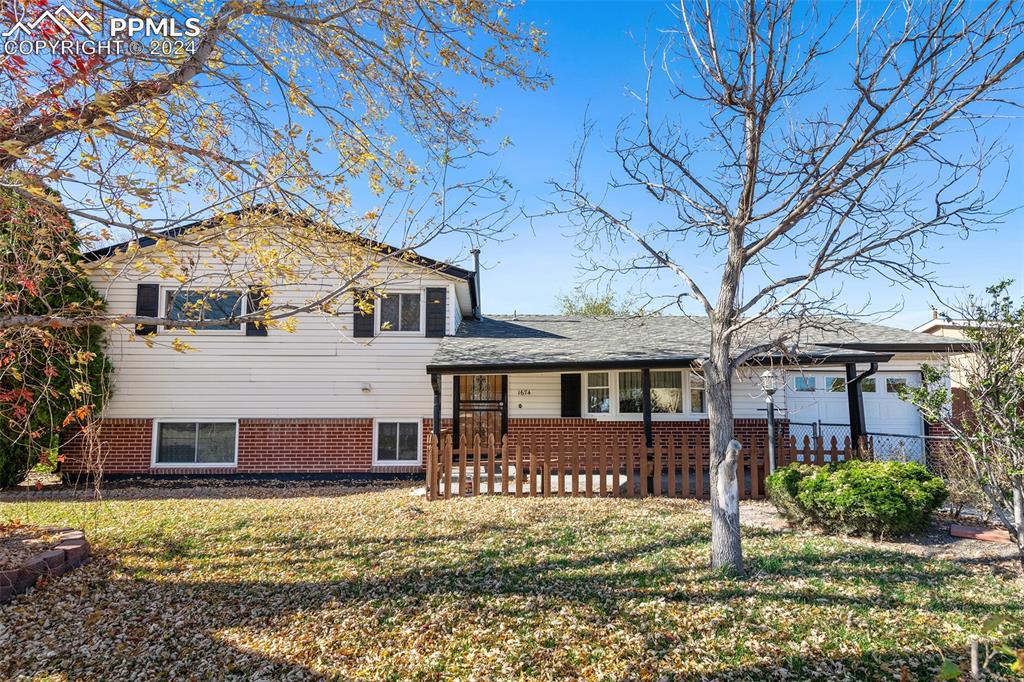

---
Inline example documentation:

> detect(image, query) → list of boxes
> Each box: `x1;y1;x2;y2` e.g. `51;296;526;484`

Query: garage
783;371;925;460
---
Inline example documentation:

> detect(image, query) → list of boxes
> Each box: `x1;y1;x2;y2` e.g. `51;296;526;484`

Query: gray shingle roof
427;315;968;373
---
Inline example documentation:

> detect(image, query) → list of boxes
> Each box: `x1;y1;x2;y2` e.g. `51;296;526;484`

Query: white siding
493;369;768;420
90;247;468;420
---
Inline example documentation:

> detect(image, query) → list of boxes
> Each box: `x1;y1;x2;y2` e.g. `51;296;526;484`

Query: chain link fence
788;421;951;465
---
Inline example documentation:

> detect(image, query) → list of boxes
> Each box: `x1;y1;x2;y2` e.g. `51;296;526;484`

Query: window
886;377;908;393
587;372;610;413
375;421;420;464
616;371;685;414
861;378;876;392
165;290;243;330
826;377;846;392
689;372;706;413
379;292;421;332
618;371;644;413
155;422;236;466
794;376;816;392
651;371;682;413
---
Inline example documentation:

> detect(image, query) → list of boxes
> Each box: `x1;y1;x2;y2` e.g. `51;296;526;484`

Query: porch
425;432;868;500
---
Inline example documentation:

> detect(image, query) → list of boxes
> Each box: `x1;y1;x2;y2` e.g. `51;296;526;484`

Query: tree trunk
1014;485;1024;573
707;328;744;575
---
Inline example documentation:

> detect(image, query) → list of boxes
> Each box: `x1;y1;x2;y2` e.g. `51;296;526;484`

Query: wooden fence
425;433;870;501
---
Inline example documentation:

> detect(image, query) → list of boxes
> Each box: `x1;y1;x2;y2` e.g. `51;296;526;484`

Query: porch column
845;362;878;448
641;368;653;448
452;376;460;446
431;373;442;442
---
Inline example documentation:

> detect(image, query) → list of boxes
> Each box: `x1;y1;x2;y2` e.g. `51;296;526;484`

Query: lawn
0;484;1021;681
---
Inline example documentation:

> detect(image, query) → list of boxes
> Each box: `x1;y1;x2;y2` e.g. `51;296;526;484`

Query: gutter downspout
846;362;878;453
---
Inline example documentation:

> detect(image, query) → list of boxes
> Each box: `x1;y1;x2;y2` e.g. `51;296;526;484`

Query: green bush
766;460;948;538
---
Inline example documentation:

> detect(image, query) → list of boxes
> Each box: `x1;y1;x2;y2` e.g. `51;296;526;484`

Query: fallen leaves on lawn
0;485;1020;681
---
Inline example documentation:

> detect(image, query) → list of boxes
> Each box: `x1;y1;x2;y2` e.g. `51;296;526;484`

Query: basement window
154;422;237;466
375;420;421;465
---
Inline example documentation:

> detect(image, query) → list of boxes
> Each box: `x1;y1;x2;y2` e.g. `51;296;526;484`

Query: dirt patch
735;501;1021;575
0;523;61;570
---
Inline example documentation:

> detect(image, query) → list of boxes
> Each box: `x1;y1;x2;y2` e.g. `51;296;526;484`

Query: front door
455;375;507;446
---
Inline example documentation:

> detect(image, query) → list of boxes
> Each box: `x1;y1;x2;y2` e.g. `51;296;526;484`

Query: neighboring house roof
80;207;478;309
427;315;971;374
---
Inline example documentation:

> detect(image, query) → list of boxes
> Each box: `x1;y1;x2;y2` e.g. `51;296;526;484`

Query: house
63;218;970;478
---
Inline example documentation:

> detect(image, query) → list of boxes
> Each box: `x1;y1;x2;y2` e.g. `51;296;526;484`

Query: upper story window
794;376;816;392
165;290;243;331
379;292;422;333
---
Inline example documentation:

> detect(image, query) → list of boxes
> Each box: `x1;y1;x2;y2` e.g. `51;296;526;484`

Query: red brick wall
64;416;780;476
506;417;782;448
64;418;420;476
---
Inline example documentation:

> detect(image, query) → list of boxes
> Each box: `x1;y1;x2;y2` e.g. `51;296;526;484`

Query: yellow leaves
221;170;240;183
171;338;196;353
67;382;92;400
0;140;27;158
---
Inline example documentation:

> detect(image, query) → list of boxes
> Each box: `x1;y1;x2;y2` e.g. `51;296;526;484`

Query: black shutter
560;373;582;418
425;287;447;338
353;289;375;338
135;283;159;335
245;286;268;336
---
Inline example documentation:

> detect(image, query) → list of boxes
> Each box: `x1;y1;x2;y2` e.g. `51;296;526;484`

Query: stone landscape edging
0;528;90;603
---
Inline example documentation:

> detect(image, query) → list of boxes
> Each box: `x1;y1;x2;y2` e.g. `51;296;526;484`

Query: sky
400;0;1024;329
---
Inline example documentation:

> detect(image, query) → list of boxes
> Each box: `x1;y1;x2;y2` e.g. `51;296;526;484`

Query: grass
0;484;1021;681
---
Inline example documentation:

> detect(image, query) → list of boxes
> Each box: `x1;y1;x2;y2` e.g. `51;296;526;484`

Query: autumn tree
0;0;547;450
901;282;1024;570
1;0;549;328
557;288;636;317
549;0;1024;574
0;187;110;487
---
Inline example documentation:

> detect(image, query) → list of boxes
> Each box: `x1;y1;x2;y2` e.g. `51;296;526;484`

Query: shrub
764;463;815;526
766;460;948;538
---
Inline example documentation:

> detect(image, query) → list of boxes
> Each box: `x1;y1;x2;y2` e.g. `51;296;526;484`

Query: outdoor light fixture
759;369;780;396
760;370;780;474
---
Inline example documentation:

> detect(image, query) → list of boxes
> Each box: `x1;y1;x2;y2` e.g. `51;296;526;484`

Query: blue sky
405;0;1024;329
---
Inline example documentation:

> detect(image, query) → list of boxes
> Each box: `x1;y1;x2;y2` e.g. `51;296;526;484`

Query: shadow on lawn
3;519;1019;681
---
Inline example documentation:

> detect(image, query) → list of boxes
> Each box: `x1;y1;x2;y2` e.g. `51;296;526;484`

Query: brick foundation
506;418;780;447
63;416;781;476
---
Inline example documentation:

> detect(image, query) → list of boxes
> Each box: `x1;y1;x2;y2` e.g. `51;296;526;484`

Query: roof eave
826;342;973;353
425;351;894;375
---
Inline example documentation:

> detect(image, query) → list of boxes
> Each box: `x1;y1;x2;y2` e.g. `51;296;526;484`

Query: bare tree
548;0;1024;574
902;281;1024;571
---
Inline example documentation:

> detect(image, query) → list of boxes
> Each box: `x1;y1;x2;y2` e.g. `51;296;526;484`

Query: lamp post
760;370;780;474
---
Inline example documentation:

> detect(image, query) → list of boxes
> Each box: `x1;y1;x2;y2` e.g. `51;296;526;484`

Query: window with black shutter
135;283;159;335
245;286;268;336
560;373;582;418
425;287;447;337
353;289;375;338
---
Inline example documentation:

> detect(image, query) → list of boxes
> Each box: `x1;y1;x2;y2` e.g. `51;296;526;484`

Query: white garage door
784;371;924;460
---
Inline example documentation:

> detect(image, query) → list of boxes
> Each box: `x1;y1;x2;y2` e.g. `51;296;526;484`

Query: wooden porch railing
425;433;870;501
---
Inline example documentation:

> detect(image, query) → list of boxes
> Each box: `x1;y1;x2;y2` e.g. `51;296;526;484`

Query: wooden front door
455;375;507;446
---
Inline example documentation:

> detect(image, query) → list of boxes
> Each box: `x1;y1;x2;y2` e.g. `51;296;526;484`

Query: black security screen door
454;375;507;447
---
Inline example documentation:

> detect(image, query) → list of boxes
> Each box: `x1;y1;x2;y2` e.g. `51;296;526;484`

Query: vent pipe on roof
470;247;481;320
